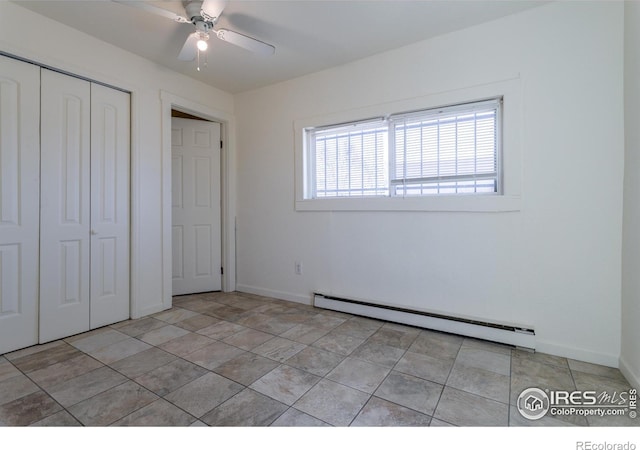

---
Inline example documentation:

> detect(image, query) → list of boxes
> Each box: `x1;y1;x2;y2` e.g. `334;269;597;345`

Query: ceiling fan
114;0;275;62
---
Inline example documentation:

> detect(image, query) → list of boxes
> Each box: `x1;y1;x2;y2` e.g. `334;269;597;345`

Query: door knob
91;229;97;235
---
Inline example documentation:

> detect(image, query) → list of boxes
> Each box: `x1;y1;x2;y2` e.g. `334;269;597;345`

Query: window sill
295;195;521;213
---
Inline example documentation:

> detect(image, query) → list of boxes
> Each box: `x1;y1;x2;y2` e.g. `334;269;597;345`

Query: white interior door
90;83;130;329
172;117;222;295
40;69;91;343
0;56;40;354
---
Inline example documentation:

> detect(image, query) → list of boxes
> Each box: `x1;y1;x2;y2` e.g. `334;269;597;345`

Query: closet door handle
91;229;97;235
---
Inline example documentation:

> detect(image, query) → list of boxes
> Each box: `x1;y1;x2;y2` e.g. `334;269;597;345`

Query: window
305;98;501;199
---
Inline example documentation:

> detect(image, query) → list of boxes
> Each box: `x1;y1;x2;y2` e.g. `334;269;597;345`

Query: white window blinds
390;99;500;196
309;120;388;198
305;98;501;199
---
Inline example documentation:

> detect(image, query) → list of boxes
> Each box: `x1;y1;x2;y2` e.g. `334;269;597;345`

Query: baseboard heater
313;293;535;350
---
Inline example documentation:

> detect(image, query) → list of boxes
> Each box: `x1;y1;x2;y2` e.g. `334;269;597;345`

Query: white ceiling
14;0;546;93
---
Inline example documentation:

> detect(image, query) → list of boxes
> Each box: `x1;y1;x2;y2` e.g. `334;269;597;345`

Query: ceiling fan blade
215;29;275;56
112;1;189;23
201;0;228;22
178;33;199;61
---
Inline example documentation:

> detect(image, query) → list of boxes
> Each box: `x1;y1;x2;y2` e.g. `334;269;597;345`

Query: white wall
0;2;235;318
621;1;640;389
235;2;625;366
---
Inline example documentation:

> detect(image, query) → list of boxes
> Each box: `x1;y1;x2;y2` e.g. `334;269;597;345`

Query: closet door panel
90;83;130;328
0;56;40;354
40;69;91;343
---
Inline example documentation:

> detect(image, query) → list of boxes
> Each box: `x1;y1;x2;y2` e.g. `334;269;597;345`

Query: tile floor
0;291;637;427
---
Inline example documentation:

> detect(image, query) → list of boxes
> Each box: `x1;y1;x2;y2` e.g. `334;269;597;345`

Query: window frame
294;78;522;212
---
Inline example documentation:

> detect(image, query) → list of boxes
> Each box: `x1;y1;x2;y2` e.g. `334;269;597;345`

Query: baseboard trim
133;304;168;320
619;355;640;389
236;284;311;306
535;339;619;368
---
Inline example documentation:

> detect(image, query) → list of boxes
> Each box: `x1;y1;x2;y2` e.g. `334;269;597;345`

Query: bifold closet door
0;56;40;354
40;71;131;342
89;83;130;329
39;69;91;343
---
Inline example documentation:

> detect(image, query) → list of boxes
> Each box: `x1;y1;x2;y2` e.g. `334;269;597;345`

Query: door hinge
220;140;223;149
220;267;224;275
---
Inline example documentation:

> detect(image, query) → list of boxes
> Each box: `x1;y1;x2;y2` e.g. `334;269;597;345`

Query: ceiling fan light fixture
196;31;209;51
197;38;208;51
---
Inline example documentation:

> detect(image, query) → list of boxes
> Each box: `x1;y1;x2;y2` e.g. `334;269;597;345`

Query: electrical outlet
294;261;303;275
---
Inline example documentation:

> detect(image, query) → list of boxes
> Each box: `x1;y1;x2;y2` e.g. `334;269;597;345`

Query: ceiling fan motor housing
185;1;216;26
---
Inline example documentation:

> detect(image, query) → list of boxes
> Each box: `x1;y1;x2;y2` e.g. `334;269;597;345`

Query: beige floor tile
326;357;390;394
312;332;367;356
446;362;510;403
138;325;191;346
250;365;320;405
279;324;331;345
0;391;62;426
111;317;166;337
434;386;508;426
408;332;461;361
235;312;294;335
332;318;381;340
201;388;288;426
293;379;370;426
47;366;128;407
196;321;247;340
367;327;419;350
69;380;158;426
350;341;405;368
158;332;216;357
454;347;511;376
134;359;208;396
213;352;280;386
30;410;81;426
10;342;82;373
112;398;196;426
271;408;331;426
430;418;456;426
394;351;453;384
173;314;220;332
0;373;40;405
0;357;21;382
164;372;243;418
153;308;200;324
461;337;513;356
88;337;152;364
351;396;431;426
223;328;275;350
109;347;177;379
285;346;345;377
67;329;130;354
252;337;306;362
4;340;66;361
183;341;246;370
512;349;569;369
302;313;347;329
374;371;443;416
206;305;247;322
27;354;103;389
